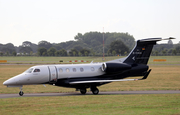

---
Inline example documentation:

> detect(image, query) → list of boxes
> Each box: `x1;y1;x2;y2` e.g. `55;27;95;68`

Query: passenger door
48;66;58;83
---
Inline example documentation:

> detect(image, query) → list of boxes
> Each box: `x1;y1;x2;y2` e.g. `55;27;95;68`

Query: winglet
139;69;151;80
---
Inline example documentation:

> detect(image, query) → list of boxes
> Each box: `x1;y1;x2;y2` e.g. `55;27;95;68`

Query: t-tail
123;37;175;65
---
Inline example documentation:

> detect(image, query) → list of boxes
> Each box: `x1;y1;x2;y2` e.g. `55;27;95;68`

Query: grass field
0;56;180;64
0;56;115;64
0;56;180;114
0;94;180;115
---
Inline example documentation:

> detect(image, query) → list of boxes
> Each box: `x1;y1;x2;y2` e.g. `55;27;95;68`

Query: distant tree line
151;39;180;56
0;32;180;56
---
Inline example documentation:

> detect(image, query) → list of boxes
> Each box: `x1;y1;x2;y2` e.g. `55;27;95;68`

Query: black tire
19;91;24;96
80;89;87;94
92;88;99;95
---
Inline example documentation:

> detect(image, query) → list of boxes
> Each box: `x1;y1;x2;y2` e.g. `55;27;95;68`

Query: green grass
0;56;180;64
0;56;120;64
0;94;180;115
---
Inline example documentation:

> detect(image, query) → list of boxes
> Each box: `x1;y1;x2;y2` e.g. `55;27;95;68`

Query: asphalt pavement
0;90;180;98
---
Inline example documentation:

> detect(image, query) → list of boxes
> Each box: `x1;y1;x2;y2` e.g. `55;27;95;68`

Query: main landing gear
80;89;87;94
19;87;24;96
91;87;99;95
79;87;99;95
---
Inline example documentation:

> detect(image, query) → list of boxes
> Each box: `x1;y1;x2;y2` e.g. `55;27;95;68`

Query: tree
80;49;90;56
55;50;60;56
73;45;83;51
0;31;136;56
59;49;67;56
175;45;180;53
78;52;82;56
1;43;15;54
53;43;62;50
19;47;33;54
22;41;32;47
107;50;111;56
38;47;47;56
21;41;38;53
47;47;56;56
69;49;78;56
74;33;83;41
0;51;3;56
124;51;127;56
6;52;9;56
38;41;52;50
109;40;129;55
55;49;68;56
155;51;159;56
172;49;177;55
12;51;17;56
112;50;116;56
162;50;167;56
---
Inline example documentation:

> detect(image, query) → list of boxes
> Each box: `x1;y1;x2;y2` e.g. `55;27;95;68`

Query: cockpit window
24;68;34;73
34;69;40;72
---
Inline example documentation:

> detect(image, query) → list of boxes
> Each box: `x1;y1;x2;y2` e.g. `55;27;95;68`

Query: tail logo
132;56;135;61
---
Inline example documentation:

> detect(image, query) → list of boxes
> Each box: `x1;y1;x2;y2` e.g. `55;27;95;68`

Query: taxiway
0;90;180;99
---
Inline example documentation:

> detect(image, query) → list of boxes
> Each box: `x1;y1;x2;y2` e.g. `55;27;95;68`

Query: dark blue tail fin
123;37;174;64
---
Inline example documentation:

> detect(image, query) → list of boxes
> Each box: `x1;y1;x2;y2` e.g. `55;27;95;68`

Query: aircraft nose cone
3;80;10;85
3;78;17;86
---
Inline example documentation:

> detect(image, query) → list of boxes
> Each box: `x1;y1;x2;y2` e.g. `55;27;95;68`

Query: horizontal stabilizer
139;37;175;42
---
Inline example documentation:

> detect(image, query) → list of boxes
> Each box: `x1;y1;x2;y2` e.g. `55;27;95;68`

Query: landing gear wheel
80;89;87;94
19;91;24;96
91;88;99;95
19;87;24;96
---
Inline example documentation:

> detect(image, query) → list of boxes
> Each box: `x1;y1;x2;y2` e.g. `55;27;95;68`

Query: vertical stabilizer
123;38;163;64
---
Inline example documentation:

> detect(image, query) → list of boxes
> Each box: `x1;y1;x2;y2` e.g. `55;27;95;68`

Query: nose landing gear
19;87;24;96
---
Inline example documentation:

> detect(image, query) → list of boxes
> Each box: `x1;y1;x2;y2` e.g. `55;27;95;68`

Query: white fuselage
3;63;104;86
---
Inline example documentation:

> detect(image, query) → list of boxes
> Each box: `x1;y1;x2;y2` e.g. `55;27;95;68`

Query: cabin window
91;67;95;71
24;68;34;73
73;68;76;72
66;68;70;72
80;68;84;72
59;68;63;72
34;69;40;72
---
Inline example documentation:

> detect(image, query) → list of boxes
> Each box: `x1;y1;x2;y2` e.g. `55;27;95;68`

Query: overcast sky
0;0;179;46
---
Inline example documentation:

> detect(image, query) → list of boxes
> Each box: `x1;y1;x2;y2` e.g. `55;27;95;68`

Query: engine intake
102;62;131;73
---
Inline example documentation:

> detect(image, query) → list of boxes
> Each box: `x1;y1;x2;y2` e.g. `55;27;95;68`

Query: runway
0;90;180;99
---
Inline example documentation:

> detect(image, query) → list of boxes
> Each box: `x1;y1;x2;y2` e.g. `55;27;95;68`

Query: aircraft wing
70;79;139;84
69;69;151;84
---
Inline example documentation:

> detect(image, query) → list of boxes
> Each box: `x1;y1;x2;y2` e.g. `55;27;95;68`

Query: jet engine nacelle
102;62;131;73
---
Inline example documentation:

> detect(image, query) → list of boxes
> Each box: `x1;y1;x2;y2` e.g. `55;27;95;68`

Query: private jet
3;37;175;96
